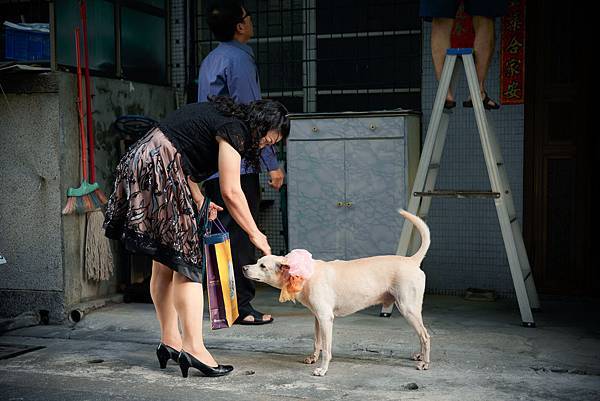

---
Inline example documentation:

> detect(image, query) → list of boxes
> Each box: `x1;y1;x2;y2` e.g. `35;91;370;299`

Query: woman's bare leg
172;271;218;367
150;261;182;349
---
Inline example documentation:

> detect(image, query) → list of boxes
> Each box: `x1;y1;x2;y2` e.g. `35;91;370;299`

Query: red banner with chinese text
500;0;526;104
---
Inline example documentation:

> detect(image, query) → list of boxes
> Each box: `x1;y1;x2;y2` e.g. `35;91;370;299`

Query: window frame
195;0;421;112
52;0;170;85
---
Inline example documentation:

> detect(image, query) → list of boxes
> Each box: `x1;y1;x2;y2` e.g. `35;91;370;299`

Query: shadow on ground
1;287;599;400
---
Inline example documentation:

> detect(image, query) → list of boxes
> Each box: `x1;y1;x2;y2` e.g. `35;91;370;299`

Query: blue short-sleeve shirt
198;41;279;177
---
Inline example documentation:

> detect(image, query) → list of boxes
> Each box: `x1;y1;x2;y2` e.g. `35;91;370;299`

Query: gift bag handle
197;197;211;279
199;198;227;235
209;218;227;234
197;198;228;280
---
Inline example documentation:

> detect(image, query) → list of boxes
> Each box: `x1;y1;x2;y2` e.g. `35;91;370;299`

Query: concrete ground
1;287;599;401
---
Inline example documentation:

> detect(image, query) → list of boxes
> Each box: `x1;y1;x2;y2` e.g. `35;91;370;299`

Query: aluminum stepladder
380;48;540;327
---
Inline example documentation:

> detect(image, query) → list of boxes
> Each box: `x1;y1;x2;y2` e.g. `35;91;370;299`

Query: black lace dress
103;102;250;282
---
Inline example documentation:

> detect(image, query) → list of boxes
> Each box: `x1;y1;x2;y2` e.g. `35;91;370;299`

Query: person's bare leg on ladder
431;17;455;107
471;15;499;108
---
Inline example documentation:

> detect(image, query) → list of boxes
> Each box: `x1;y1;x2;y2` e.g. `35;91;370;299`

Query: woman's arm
217;137;271;255
187;176;204;205
187;177;222;220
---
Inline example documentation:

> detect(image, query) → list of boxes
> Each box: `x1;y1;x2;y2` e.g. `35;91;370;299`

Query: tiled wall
420;22;524;298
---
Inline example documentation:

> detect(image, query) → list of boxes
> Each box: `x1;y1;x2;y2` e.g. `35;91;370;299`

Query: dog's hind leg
304;317;321;364
397;302;430;370
312;313;334;376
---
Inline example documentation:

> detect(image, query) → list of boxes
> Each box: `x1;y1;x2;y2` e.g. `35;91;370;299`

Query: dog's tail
398;209;431;265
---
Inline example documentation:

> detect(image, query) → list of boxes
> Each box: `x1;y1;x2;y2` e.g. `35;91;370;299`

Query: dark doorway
524;1;594;295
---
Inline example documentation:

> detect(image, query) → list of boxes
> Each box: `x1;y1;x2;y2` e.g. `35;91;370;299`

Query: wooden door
524;1;594;295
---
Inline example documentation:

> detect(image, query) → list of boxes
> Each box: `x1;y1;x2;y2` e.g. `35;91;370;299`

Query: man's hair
206;0;245;42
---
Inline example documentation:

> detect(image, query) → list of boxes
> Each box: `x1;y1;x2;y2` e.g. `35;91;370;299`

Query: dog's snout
242;265;249;272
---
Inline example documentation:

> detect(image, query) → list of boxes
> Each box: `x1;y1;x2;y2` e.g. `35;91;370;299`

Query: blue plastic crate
4;24;50;61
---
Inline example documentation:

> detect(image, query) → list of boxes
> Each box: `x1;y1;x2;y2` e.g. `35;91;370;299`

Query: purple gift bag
204;219;239;330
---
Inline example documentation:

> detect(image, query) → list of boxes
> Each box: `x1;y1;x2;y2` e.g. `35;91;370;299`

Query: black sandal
463;92;500;110
235;309;274;326
444;99;456;110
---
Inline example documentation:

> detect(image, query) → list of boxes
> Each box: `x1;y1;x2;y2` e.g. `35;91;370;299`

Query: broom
62;27;103;215
80;0;113;281
80;0;107;206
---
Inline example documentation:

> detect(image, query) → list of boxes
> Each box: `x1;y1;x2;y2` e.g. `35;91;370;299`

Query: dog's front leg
313;313;333;376
304;317;321;364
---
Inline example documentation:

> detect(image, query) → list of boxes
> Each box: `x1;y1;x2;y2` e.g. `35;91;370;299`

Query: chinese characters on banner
500;0;526;104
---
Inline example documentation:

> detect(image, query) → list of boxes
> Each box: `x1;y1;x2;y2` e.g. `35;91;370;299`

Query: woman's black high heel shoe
156;343;181;369
178;350;234;378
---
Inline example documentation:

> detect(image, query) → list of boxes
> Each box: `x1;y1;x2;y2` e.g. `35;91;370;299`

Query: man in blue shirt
198;0;284;325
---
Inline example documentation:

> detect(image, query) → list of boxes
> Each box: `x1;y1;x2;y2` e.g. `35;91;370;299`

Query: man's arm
260;146;285;190
260;145;279;171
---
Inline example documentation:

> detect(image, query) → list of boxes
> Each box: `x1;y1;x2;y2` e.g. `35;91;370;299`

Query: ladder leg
396;54;457;256
401;113;451;263
397;113;450;255
404;61;460;264
416;113;450;224
463;54;536;326
383;115;448;317
485;121;540;309
382;55;459;317
495;199;536;326
510;220;540;309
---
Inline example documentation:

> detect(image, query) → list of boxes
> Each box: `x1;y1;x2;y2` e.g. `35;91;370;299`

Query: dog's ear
277;257;290;270
278;272;305;303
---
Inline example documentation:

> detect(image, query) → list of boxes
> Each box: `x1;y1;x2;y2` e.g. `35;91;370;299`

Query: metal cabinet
286;111;421;261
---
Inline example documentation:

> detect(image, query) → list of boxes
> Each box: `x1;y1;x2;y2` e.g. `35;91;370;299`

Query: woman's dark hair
206;0;244;42
209;95;290;170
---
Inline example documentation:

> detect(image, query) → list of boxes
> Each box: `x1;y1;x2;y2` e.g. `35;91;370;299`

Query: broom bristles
62;193;99;215
62;197;76;215
63;179;105;215
92;188;108;206
88;191;103;210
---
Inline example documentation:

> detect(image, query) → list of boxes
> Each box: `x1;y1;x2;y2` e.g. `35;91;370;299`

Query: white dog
243;210;431;376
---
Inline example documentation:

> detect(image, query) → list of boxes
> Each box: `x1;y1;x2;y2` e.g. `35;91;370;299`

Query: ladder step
414;190;501;199
447;48;473;55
